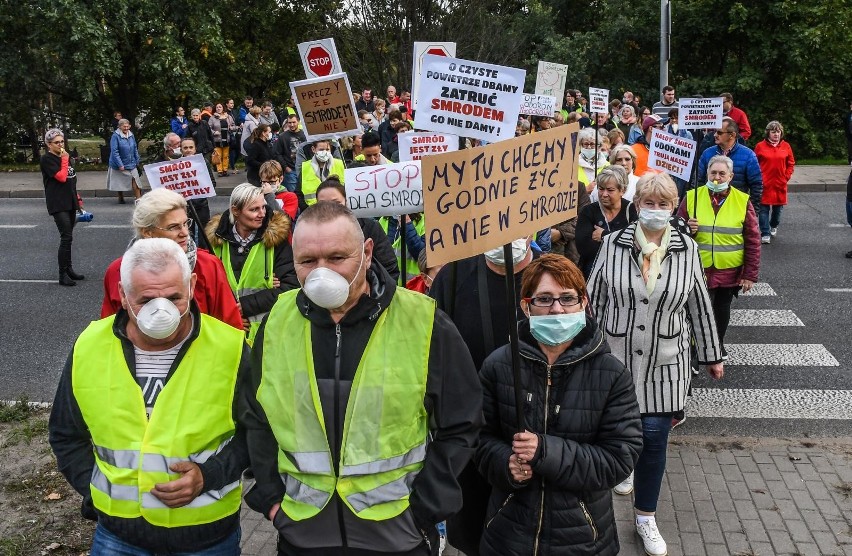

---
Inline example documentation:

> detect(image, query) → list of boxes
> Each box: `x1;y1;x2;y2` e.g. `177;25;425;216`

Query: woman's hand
512;431;539;464
508;453;533;483
739;279;754;293
707;362;724;380
591;225;604;243
687;218;699;234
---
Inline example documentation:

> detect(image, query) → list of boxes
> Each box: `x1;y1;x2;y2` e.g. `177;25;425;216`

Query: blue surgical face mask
529;312;586;346
706;180;729;193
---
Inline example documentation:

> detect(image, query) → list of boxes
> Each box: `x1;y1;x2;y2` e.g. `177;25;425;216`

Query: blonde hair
635;172;678;205
229;183;265;225
131;188;187;237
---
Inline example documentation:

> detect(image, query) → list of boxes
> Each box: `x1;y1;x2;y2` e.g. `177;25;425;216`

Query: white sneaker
636;516;667;556
761;235;771;244
614;472;634;495
770;227;778;237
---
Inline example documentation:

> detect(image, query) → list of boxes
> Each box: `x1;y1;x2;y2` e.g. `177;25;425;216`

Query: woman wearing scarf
100;188;243;329
106;118;142;203
616;105;638;144
577;127;610;193
587;172;724;556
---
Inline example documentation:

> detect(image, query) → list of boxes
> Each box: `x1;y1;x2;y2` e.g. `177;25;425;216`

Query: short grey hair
620;105;636;117
163;132;180;148
120;237;190;294
45;128;64;144
608;144;636;166
596;165;629;192
131;188;187;237
229;183;265;225
707;155;734;177
578;127;600;145
117;118;130;127
190;108;201;117
635;172;679;206
765;120;784;137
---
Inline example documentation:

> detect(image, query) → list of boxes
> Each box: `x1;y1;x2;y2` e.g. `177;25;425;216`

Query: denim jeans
283;171;298;192
633;415;673;513
90;524;240;556
758;204;784;236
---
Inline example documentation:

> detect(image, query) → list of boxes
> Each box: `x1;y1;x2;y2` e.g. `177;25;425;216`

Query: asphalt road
1;193;850;438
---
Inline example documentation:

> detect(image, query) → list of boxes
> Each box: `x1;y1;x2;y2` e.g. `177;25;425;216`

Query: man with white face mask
297;139;347;211
241;201;481;555
49;238;250;555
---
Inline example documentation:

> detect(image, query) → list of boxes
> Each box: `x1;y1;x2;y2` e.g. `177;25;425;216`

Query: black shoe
59;271;76;287
66;267;85;280
721;345;728;361
846;250;852;259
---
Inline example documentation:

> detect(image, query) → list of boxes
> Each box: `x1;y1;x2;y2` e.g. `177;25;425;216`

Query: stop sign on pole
298;39;342;79
412;42;456;109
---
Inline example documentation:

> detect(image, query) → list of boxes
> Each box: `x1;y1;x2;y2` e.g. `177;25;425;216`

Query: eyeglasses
715;130;731;135
50;140;64;145
524;294;582;308
153;218;193;233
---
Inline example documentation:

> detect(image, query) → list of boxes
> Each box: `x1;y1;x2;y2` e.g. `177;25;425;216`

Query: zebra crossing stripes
686;388;852;419
728;309;803;327
739;282;776;296
724;344;839;367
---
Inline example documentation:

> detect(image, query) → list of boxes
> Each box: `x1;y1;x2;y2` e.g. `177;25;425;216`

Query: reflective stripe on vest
259;288;434;522
301;159;346;206
686;186;748;270
72;314;244;527
214;240;274;344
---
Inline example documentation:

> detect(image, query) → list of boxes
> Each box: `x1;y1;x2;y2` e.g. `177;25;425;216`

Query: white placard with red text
144;155;216;200
647;129;697;182
679;97;724;130
344;161;423;217
589;87;609;115
397;133;459;162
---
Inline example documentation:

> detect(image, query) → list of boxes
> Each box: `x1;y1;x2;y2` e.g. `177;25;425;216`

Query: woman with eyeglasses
477;254;642;555
101;188;242;329
41;128;84;286
588;173;724;556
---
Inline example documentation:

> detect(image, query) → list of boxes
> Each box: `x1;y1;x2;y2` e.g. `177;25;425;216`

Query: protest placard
397;132;459;162
344;161;423;217
411;42;456;109
534;61;568;102
421;123;580;266
519;94;558;117
144;154;216;200
589;87;609;115
647;128;697;182
290;73;360;141
679;97;724;129
297;38;342;79
414;55;526;143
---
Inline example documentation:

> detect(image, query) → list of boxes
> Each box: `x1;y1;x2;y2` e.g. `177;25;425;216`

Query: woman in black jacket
245;124;273;187
476;254;642;556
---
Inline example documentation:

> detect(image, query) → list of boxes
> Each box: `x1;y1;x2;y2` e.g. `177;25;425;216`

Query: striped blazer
587;223;723;414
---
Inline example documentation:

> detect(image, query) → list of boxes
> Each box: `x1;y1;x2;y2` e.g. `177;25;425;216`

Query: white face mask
706;180;730;193
581;147;597;160
484;238;529;267
670;123;679;133
315;150;332;163
301;249;365;310
128;295;190;340
638;208;671;231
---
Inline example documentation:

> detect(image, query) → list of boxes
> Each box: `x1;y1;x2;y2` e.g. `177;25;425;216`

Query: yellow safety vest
301;159;347;205
258;288;434;522
578;162;610;188
213;240;274;345
686;186;749;269
71;314;244;528
380;217;425;283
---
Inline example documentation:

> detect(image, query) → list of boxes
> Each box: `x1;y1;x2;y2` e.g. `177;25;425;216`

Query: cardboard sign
519;94;558;117
144;155;216;200
411;42;456;109
647;128;697;182
297;38;343;79
421;123;580;266
414;55;526;143
290;73;360;141
397;132;459;162
589;87;609;115
679;97;724;130
344;161;423;217
534;61;568;102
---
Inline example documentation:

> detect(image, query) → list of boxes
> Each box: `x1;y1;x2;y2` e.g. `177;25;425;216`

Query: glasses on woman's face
153;218;193;233
50;140;64;145
524;294;582;308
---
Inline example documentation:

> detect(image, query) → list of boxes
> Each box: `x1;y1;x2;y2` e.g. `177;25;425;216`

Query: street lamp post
660;0;670;94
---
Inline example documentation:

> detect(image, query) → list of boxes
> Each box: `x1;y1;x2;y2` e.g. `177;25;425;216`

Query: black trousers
708;285;739;345
52;210;77;270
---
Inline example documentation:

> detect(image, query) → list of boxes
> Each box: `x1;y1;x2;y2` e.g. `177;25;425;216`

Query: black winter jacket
476;318;642;556
245;138;274;186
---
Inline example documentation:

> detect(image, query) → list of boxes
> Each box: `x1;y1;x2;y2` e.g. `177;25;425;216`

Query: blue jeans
91;523;240;556
633;415;673;513
283;171;298;192
758;204;784;236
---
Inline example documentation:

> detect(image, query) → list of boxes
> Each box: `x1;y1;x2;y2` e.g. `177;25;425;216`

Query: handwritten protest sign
398;133;458;162
144;155;215;200
647;129;697;182
680;97;724;130
290;73;360;141
421;123;580;266
534;61;568;102
414;55;525;143
519;94;558;117
411;42;456;109
344;161;423;217
589;87;609;115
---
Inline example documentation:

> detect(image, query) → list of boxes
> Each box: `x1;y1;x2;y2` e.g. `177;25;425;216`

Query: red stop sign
426;47;448;56
306;45;333;77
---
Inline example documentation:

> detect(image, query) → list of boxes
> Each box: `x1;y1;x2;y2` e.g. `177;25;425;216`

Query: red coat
725;106;752;140
754;139;795;205
101;249;243;330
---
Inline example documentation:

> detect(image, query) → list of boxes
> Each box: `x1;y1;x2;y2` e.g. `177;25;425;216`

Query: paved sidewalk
1;165;849;198
238;436;852;556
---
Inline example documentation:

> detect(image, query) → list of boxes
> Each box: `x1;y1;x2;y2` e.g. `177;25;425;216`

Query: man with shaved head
240;201;482;555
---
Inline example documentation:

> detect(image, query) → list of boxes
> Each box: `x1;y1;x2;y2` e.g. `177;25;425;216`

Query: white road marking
824;288;852;293
740;283;776;296
729;309;804;327
0;279;56;284
0;225;37;229
827;223;847;228
725;344;839;367
686;388;852;419
84;224;131;229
